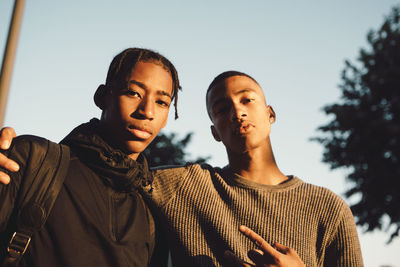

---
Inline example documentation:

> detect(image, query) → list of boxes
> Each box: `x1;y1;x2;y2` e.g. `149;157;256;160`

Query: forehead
207;75;264;104
129;61;173;94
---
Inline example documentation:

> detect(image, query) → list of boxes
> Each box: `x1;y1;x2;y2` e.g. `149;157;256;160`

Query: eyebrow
211;88;257;110
129;80;172;99
234;88;257;95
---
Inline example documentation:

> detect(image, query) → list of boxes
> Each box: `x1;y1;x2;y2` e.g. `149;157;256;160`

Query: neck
128;153;139;161
98;119;139;161
227;138;287;185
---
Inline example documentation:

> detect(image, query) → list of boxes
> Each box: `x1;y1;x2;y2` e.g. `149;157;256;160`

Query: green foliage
143;131;210;167
313;6;400;242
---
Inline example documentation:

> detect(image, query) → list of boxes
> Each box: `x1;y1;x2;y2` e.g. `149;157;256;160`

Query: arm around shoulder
146;163;205;206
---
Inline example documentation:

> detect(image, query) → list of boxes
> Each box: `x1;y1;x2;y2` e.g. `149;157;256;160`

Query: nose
136;96;154;120
230;104;246;122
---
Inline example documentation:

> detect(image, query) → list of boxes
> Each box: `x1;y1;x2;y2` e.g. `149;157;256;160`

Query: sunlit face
101;61;173;159
207;75;275;154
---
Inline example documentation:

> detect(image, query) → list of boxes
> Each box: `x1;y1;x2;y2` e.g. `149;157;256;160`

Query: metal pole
0;0;26;126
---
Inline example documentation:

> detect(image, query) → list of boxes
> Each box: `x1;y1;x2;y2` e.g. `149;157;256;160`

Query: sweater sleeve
145;165;191;207
324;203;364;267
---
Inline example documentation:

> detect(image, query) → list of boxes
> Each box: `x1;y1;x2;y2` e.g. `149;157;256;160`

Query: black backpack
0;135;70;266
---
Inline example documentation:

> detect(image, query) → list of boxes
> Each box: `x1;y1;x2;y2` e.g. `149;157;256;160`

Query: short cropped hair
106;48;181;119
206;71;259;120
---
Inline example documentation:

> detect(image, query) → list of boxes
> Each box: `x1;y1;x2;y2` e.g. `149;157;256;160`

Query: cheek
118;98;137;118
214;122;228;138
156;109;169;129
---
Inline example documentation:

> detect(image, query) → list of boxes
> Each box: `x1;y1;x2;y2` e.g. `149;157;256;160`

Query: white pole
0;0;26;126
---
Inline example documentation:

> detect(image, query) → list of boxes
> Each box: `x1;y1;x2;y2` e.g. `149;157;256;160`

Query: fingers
239;225;278;258
247;249;274;265
224;250;254;267
0;127;17;150
0;172;10;184
0;127;19;185
273;242;290;254
274;242;301;262
0;152;19;171
239;226;305;267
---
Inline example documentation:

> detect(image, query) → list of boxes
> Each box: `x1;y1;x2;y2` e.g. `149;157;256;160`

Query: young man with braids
0;47;181;266
0;68;363;266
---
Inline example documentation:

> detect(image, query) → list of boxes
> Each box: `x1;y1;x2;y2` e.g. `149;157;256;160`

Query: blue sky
1;1;399;266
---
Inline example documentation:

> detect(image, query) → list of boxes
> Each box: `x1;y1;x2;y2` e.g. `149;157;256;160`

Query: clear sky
1;1;399;266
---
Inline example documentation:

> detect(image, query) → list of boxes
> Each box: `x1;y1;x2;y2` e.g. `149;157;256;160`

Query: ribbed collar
221;165;301;192
60;118;152;192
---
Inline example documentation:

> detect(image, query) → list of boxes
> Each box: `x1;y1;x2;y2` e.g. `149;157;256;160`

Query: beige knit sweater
146;164;363;267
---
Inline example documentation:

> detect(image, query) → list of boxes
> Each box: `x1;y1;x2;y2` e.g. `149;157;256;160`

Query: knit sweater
145;164;363;267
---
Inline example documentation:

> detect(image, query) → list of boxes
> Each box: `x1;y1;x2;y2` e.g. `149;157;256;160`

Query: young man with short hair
145;71;363;266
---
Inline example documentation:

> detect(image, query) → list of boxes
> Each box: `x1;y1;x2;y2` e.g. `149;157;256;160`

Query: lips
128;125;152;139
233;122;253;135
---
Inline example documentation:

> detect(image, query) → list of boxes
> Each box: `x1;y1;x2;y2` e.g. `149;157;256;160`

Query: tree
143;131;210;167
313;6;400;242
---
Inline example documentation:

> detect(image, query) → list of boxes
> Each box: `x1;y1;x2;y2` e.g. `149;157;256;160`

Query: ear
267;105;276;124
210;125;221;142
94;84;109;110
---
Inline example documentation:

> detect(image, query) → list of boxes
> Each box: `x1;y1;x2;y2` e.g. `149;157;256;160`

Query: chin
123;141;149;154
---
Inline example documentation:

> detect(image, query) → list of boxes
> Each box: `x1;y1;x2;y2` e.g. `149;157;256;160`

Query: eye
242;98;254;104
124;89;141;98
214;105;229;115
156;99;171;107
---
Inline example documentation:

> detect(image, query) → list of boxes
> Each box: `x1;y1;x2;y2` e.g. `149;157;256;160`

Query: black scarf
60;119;152;192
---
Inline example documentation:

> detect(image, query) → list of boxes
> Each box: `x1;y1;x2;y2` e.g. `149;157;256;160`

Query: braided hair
105;48;181;119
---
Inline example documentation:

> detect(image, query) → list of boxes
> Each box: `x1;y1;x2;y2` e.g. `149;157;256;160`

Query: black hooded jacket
0;119;164;267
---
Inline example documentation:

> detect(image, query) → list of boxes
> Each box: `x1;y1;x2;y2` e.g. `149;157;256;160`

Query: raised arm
0;127;19;184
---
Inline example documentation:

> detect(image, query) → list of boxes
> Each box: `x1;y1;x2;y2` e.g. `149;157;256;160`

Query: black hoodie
0;119;164;266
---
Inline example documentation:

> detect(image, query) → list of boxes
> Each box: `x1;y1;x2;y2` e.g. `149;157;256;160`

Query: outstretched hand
0;127;19;184
224;225;305;267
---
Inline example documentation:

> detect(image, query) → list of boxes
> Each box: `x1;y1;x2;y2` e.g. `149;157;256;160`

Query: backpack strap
2;140;70;266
